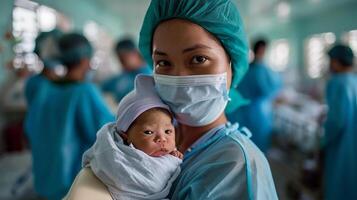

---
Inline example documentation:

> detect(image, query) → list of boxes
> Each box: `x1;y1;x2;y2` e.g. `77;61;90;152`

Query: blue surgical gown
24;74;48;106
169;123;278;200
323;73;357;200
101;66;151;102
24;81;115;200
228;61;281;152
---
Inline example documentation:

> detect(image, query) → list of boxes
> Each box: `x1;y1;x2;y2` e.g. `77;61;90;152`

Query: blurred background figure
228;39;282;153
25;29;63;106
24;33;114;200
322;44;357;200
101;38;151;103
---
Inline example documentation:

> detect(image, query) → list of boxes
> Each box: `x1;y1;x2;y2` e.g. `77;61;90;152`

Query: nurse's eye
191;56;207;64
165;129;173;134
143;130;154;135
155;60;171;68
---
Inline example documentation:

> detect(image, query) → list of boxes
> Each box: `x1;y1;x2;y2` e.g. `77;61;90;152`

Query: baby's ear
119;132;129;145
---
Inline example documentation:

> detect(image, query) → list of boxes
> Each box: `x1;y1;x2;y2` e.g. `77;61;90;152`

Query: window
12;0;58;72
37;5;57;32
305;32;336;78
83;21;117;81
268;39;290;72
342;30;357;60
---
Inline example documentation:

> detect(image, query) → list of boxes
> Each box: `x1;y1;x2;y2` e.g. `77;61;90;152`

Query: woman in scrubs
67;0;278;199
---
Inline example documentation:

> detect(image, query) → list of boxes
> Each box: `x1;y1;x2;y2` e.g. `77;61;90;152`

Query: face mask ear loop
225;89;231;101
226;63;232;102
227;89;231;101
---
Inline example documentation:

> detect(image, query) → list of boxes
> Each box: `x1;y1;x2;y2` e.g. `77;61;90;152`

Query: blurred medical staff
227;39;281;153
25;29;63;106
322;44;357;200
101;38;151;103
25;33;114;200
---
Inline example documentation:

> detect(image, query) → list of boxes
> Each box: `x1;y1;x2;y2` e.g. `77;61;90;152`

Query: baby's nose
154;135;167;143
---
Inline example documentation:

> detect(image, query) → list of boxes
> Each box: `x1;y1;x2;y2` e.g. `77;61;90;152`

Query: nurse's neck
66;68;86;81
64;60;90;81
178;114;228;153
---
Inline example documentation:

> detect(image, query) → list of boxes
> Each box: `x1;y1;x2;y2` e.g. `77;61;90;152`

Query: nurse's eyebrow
153;50;167;56
182;44;211;53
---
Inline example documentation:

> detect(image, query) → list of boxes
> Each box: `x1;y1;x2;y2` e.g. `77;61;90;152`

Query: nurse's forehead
152;19;222;52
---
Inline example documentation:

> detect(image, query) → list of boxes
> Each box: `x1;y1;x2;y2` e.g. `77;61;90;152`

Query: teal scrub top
323;72;357;200
24;74;48;106
101;65;151;102
169;123;278;200
25;80;115;200
228;61;281;152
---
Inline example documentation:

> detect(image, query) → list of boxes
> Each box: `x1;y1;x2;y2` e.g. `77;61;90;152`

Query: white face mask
153;72;229;126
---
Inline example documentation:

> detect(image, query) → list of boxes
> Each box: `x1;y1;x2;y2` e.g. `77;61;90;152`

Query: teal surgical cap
139;0;249;88
115;38;137;53
34;29;63;69
59;33;94;68
328;44;355;66
34;29;63;56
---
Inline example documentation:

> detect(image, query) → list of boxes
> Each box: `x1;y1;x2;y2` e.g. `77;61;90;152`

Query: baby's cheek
168;138;177;150
136;140;155;152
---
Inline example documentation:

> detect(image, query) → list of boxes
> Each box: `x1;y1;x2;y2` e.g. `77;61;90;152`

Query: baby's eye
143;130;154;135
155;60;171;68
191;56;207;64
165;129;173;134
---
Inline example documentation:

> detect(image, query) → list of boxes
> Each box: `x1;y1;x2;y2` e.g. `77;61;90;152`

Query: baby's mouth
151;148;170;157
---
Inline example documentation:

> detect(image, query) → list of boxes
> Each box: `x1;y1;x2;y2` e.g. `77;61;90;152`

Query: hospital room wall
34;0;124;37
295;1;357;82
248;21;301;87
36;0;150;41
247;1;357;90
2;0;356;90
0;1;15;85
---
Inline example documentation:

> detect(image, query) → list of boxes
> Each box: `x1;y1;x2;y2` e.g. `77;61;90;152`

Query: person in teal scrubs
322;44;357;200
227;39;282;153
101;38;151;103
139;0;278;199
25;29;63;105
25;33;114;200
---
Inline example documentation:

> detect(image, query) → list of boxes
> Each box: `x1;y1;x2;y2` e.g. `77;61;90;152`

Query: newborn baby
82;75;182;200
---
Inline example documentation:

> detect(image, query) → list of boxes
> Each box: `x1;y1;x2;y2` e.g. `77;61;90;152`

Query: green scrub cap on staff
60;44;93;65
34;29;63;69
139;0;249;88
59;33;94;67
328;44;355;66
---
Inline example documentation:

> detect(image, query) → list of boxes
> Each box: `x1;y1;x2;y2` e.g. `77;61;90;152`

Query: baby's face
126;108;176;157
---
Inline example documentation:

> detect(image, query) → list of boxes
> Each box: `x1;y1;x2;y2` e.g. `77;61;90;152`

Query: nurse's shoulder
177;126;277;199
326;73;353;95
25;74;48;98
217;127;272;174
226;130;271;168
74;81;115;122
219;127;278;199
76;82;104;98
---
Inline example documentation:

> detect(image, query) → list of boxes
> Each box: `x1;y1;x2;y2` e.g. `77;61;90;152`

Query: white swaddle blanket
82;123;182;200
